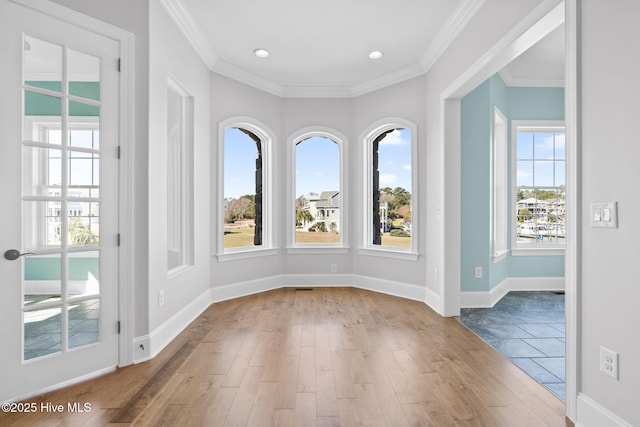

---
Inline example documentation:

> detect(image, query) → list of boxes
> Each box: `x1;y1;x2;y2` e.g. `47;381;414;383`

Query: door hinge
117;146;121;159
117;233;121;246
117;58;121;72
117;321;121;334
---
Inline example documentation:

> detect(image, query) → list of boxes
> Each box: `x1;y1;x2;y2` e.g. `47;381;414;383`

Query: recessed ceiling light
253;48;270;58
368;50;383;60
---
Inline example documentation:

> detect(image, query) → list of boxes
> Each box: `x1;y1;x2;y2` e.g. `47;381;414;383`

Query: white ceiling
168;0;565;97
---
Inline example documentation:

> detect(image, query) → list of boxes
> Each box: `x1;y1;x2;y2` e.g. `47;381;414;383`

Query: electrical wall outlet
600;346;619;380
158;290;165;307
330;264;337;273
474;266;483;279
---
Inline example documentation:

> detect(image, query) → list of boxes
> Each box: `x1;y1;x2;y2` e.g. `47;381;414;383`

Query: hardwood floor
0;288;573;426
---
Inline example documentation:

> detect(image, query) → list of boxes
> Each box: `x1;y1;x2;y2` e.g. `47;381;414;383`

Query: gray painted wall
581;1;640;424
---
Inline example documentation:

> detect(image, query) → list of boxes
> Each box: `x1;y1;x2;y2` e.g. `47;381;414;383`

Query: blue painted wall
460;74;565;292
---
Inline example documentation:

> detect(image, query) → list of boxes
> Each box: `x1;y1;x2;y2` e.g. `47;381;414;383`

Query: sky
223;128;412;199
516;131;565;189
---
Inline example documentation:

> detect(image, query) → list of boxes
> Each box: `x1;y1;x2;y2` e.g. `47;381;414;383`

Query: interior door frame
12;0;136;368
439;0;578;421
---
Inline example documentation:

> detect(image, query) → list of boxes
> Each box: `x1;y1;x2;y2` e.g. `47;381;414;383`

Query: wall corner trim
133;287;212;364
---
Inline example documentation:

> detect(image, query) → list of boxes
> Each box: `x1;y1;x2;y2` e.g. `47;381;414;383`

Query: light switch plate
591;202;618;228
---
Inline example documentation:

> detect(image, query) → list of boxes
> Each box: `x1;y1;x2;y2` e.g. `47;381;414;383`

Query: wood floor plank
293;392;316;427
0;288;572;427
315;370;338;417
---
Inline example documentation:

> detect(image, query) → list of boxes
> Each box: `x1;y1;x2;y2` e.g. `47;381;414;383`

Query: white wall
426;0;546;315
579;1;640;425
50;0;151;338
209;74;285;288
147;2;211;335
352;77;428;287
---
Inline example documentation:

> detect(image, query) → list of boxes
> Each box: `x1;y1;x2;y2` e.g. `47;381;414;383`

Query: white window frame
492;107;508;262
286;126;348;254
217;116;275;261
359;118;418;261
511;120;565;256
23;116;101;249
166;77;194;275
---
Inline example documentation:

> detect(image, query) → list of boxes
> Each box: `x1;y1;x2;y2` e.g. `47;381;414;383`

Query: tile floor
24;297;100;360
459;291;566;401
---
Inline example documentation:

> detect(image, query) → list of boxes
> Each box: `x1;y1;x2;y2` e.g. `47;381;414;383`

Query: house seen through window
371;128;412;249
295;136;341;245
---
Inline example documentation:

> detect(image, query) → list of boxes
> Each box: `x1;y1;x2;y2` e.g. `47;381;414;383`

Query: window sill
357;247;419;261
167;264;194;278
511;247;565;257
217;247;279;262
285;246;350;255
492;250;509;263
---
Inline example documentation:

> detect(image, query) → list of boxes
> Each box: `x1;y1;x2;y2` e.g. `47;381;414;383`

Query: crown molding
211;60;286;97
351;63;426;97
160;0;490;98
420;0;488;72
158;0;217;69
282;85;353;98
499;69;564;88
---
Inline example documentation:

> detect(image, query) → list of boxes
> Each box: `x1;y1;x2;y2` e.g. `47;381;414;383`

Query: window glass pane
23;36;62;91
515;127;566;247
68;202;100;246
555;161;566;187
376;129;412;248
23;254;62;307
68;298;100;350
295;136;340;244
23;200;62;248
23;93;62;140
68;128;100;150
67;48;100;101
24;306;62;360
224;128;260;249
533;132;556;160
533;161;555;187
22;145;62;197
554;133;566;159
516;133;533;159
68;251;100;298
68;150;99;188
516;161;534;187
69;100;99;117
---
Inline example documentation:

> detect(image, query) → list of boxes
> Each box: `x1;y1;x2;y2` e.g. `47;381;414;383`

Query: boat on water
517;221;565;239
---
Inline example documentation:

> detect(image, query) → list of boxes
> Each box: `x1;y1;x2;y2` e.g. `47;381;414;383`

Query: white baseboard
4;366;116;404
210;275;283;303
461;276;565;308
133;287;212;364
283;273;352;288
353;274;428;303
576;393;633;427
133;274;442;365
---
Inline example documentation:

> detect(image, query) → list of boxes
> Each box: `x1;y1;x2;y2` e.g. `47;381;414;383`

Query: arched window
362;119;418;257
218;118;273;258
288;127;347;250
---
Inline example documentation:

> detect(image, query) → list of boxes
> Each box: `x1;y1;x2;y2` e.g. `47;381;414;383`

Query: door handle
4;249;37;261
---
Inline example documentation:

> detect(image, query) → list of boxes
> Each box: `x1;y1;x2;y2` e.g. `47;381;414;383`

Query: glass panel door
22;35;103;361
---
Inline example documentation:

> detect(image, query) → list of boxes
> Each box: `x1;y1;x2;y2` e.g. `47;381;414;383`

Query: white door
0;1;120;402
